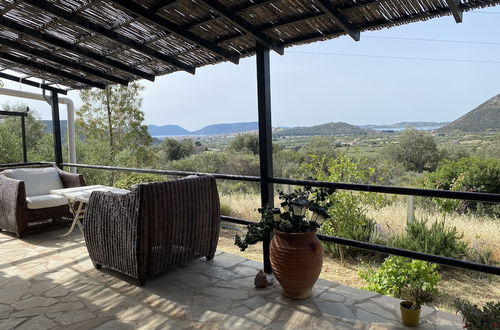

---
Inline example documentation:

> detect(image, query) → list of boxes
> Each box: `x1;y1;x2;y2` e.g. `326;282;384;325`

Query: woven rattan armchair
83;175;221;286
0;165;86;238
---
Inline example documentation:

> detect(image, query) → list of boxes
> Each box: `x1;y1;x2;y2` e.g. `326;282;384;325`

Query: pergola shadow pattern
0;229;463;329
1;0;499;90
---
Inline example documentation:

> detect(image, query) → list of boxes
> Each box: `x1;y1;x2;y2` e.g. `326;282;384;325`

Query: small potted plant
360;256;440;327
235;186;334;299
400;288;433;327
454;299;500;330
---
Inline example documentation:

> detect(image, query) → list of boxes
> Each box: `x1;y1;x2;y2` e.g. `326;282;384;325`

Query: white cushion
26;194;68;210
3;168;64;197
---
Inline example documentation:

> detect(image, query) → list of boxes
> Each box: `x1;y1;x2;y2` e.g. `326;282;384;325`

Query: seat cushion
3;168;64;197
26;194;68;210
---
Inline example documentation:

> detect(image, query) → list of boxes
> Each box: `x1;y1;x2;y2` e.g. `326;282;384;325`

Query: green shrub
157;138;194;161
390;219;469;260
229;133;259;155
359;256;440;301
168;151;228;173
113;173;166;190
302;154;392;261
420;157;500;216
322;212;376;258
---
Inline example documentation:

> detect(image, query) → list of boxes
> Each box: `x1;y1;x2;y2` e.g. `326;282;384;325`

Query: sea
370;126;445;132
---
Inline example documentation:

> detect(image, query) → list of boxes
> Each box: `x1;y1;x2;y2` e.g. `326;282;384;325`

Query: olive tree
386;128;441;172
157;138;194;162
229;133;259;155
77;83;153;184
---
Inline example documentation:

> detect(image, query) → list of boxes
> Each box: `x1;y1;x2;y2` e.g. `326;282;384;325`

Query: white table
50;185;130;237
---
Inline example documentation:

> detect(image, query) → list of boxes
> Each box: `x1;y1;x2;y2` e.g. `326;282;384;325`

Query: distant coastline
369;125;446;132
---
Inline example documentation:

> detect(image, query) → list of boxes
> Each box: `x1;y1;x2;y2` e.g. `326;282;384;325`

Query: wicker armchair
0;166;86;238
83;175;221;286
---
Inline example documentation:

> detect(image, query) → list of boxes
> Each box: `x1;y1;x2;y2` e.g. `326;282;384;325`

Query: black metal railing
7;161;500;275
62;162;500;202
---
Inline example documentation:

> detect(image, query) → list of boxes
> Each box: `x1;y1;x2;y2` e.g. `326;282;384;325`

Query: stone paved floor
0;228;462;329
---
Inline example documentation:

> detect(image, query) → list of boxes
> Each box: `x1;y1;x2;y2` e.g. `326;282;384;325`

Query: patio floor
0;228;462;329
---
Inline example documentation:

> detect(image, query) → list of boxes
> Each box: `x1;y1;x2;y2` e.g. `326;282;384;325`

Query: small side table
50;185;129;237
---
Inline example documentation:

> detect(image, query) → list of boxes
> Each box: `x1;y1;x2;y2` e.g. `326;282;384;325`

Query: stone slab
0;230;464;330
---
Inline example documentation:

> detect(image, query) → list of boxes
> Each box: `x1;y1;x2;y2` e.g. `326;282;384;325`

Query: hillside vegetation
275;121;368;136
439;94;500;133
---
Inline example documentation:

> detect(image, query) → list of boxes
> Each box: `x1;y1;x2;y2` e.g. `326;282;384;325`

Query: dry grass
218;193;500;313
366;201;500;262
219;193;261;221
220;193;500;262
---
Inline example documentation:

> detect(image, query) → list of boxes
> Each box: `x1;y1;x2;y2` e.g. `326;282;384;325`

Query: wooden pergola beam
110;0;240;64
314;0;360;41
0;52;106;89
196;0;284;55
148;0;178;13
0;71;68;94
24;0;196;74
0;17;155;82
445;0;463;23
0;37;129;86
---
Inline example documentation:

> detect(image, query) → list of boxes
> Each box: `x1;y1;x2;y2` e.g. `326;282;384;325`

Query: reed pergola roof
1;0;499;90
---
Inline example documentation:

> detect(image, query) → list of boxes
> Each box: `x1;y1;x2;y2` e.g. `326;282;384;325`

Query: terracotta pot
270;230;323;299
400;301;421;327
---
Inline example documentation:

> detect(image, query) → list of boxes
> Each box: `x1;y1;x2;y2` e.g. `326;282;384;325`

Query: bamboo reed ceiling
0;0;498;90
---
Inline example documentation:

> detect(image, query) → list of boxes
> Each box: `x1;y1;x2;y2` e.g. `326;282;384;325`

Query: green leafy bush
229;133;259;155
454;299;500;330
113;173;166;190
420;157;500;216
157;138;194;161
302;154;392;261
359;256;440;301
322;211;376;258
390;219;469;260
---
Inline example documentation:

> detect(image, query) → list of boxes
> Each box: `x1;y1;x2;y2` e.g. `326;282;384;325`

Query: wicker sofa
0;165;86;238
83;175;221;286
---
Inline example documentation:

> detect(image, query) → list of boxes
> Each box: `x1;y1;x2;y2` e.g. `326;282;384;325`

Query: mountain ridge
147;124;190;136
438;95;500;133
191;122;257;135
359;122;449;129
275;122;368;136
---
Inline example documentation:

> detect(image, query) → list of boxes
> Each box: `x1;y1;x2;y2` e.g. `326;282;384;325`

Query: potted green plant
235;186;334;299
453;299;500;330
400;288;433;327
360;256;440;327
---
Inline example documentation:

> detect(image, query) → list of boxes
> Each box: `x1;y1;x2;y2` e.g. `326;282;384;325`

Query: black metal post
21;109;27;163
256;43;274;274
51;92;63;168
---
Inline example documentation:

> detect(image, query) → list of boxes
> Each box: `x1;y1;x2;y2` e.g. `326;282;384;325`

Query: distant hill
147;124;190;136
191;122;258;135
275;122;367;136
438;95;500;133
360;122;448;130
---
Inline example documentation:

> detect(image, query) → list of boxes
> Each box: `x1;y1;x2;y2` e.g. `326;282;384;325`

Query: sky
1;9;500;131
